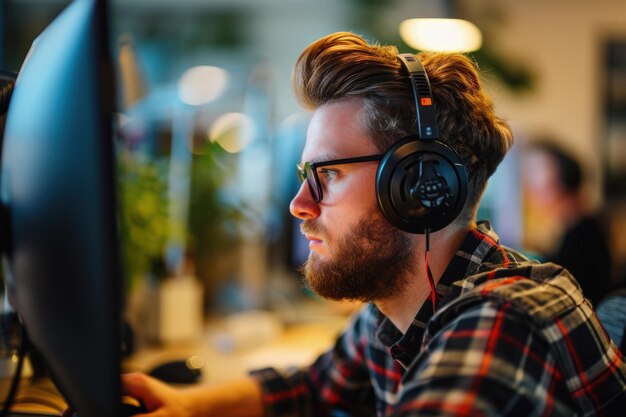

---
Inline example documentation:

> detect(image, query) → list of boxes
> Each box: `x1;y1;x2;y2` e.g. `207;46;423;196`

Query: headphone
376;53;468;234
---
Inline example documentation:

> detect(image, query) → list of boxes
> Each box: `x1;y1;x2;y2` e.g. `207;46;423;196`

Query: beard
300;210;415;302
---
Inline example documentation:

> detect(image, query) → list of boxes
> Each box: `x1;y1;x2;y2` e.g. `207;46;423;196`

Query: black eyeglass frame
296;154;383;202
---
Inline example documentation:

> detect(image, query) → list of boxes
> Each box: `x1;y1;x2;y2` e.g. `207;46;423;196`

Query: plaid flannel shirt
251;221;626;416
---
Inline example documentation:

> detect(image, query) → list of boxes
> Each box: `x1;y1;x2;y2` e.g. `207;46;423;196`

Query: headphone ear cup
376;136;468;234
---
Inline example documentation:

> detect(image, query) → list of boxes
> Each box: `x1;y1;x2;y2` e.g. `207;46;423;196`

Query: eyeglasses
296;154;383;202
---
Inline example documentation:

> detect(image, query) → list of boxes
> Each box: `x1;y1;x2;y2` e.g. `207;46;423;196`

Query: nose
289;182;320;220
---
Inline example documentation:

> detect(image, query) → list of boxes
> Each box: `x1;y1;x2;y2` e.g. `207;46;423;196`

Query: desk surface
3;301;353;415
125;303;352;385
5;378;66;415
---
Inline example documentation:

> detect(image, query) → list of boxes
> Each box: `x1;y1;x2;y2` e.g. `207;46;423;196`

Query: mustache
300;220;326;237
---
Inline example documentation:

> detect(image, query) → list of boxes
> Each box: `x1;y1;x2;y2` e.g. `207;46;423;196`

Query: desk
3;301;352;415
4;378;66;416
124;303;352;385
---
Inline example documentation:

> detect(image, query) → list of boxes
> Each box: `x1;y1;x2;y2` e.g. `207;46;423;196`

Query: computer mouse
147;356;203;384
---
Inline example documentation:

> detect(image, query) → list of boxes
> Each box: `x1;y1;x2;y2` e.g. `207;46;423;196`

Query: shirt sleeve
391;300;575;416
250;308;377;417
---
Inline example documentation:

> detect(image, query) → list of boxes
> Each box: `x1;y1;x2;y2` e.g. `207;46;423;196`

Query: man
522;139;613;305
122;32;626;416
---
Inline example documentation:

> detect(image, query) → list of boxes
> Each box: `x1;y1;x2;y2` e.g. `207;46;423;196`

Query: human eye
318;168;339;182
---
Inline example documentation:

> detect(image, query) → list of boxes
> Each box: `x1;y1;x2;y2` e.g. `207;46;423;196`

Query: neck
375;223;471;333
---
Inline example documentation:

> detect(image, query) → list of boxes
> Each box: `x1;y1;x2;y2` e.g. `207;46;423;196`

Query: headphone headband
375;53;468;234
397;53;438;139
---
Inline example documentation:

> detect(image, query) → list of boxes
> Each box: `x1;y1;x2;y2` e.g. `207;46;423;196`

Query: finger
121;373;164;412
121;372;151;393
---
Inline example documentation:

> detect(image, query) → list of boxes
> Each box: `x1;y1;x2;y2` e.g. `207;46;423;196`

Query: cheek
350;167;379;202
359;172;381;213
524;170;561;204
321;168;381;241
327;184;380;236
321;209;353;246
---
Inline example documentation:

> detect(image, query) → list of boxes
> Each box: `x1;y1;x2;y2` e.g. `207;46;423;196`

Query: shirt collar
378;221;505;367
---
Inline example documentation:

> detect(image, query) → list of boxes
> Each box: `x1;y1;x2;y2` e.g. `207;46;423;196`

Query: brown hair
293;32;514;226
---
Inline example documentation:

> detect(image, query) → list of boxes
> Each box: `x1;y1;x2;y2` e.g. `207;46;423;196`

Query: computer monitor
0;0;124;416
0;71;16;143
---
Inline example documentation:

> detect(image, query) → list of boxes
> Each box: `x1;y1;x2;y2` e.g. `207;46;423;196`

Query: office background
2;0;626;343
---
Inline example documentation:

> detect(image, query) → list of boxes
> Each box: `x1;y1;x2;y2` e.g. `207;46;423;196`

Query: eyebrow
301;152;344;165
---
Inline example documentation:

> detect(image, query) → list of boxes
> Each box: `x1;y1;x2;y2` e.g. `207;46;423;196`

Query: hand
122;372;196;417
123;372;265;417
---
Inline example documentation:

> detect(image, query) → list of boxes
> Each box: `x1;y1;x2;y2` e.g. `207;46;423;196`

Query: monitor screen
0;0;124;416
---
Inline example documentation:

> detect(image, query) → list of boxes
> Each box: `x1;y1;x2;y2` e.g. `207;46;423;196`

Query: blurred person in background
121;32;626;416
522;139;613;305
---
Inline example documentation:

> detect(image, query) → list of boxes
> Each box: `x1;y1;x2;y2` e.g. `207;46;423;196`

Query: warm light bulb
178;65;228;106
208;112;254;153
400;18;483;52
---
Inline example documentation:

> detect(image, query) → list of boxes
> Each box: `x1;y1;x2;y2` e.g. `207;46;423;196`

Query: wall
482;0;626;207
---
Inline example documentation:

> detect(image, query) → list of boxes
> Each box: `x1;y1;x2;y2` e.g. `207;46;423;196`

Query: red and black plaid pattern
251;222;626;416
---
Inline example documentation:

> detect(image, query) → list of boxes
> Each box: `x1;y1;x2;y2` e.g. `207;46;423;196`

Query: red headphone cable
425;228;437;314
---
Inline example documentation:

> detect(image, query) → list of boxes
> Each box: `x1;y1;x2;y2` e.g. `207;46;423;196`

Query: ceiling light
399;18;483;52
178;65;228;106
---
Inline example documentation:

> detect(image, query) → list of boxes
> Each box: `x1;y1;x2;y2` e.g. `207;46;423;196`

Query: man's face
522;149;564;205
289;100;415;302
